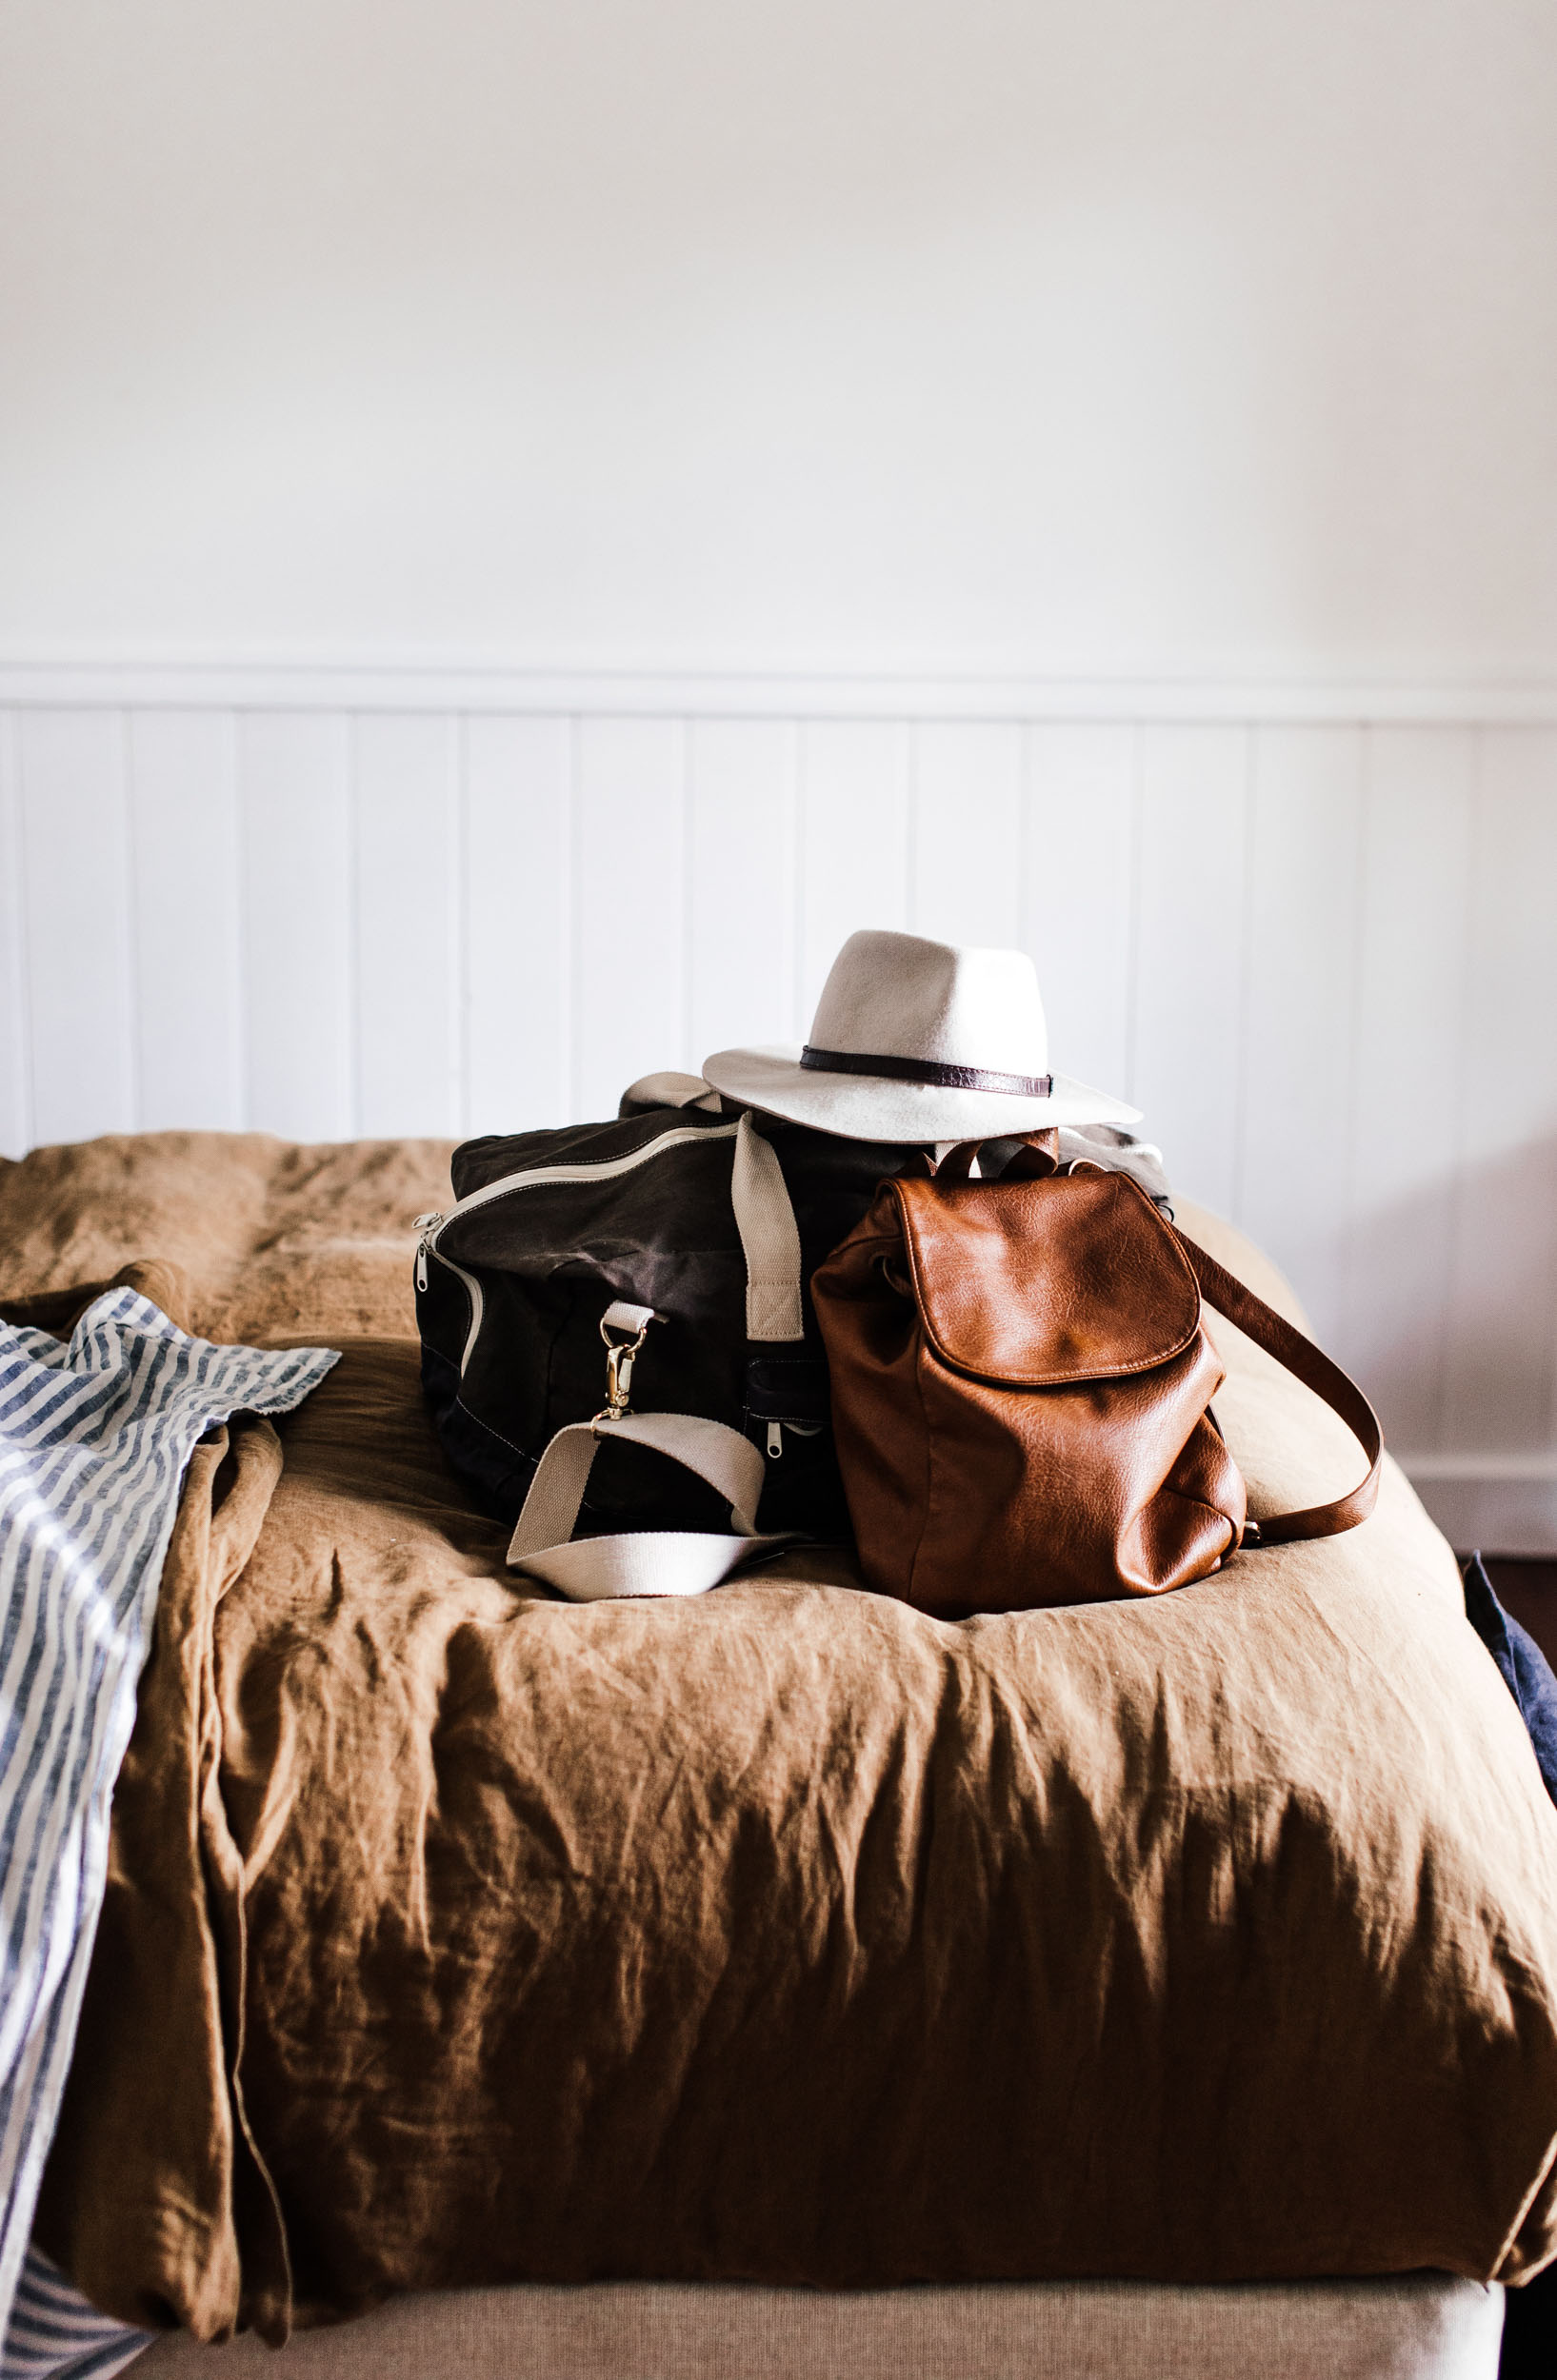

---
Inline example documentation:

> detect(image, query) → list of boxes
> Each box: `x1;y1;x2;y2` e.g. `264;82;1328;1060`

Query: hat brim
700;1045;1142;1143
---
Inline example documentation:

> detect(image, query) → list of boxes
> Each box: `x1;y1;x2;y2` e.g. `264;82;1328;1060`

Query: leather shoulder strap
1171;1226;1383;1548
934;1129;1059;1184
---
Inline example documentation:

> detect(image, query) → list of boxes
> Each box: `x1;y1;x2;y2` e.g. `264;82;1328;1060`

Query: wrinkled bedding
3;1132;1557;2344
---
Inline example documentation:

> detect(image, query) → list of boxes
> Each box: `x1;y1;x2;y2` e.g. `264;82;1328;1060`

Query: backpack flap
892;1170;1202;1386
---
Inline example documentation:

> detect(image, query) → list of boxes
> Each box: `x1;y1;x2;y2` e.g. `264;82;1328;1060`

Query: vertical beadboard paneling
6;680;1557;1542
127;710;243;1131
1130;726;1250;1216
1024;725;1137;1105
574;717;688;1119
353;714;462;1137
15;710;136;1146
0;715;29;1159
797;722;910;1017
908;724;1023;947
687;719;797;1066
1442;728;1557;1453
237;712;354;1140
1343;727;1477;1451
1236;728;1364;1348
464;715;574;1134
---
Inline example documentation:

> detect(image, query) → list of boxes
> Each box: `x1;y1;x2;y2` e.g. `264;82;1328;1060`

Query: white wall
1;0;1555;677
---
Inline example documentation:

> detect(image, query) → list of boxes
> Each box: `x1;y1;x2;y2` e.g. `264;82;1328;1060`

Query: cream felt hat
702;929;1141;1144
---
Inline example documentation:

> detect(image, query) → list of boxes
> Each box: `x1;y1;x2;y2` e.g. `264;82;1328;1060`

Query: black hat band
799;1047;1053;1098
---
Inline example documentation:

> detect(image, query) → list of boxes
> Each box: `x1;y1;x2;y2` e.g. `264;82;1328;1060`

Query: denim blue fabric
1462;1553;1557;1810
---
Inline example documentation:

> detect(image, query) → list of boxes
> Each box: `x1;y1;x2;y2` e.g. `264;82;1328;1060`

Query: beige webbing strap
505;1425;606;1561
506;1411;789;1601
731;1113;806;1341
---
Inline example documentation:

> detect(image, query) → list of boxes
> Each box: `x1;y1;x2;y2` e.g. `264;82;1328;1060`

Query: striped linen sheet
2;2249;147;2380
0;1290;339;2377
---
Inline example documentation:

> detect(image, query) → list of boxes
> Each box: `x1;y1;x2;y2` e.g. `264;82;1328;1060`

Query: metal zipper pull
767;1420;784;1458
413;1212;443;1293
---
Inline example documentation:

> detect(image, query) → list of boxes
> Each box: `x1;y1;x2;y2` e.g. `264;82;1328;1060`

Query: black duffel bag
413;1076;926;1598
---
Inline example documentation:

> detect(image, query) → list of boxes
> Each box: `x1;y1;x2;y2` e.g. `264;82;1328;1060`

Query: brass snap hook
594;1312;657;1426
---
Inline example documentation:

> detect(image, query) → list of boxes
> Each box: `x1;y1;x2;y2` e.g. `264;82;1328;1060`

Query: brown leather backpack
810;1140;1381;1616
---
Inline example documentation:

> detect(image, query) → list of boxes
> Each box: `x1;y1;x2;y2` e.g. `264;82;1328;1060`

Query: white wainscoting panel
1343;729;1477;1458
129;710;244;1133
1023;724;1136;1104
464;715;575;1133
1131;726;1249;1224
3;672;1557;1549
910;723;1023;951
1238;727;1365;1355
15;710;136;1148
576;717;689;1114
1440;732;1557;1458
0;716;30;1162
237;712;355;1146
354;713;464;1140
688;720;800;1067
798;722;911;1017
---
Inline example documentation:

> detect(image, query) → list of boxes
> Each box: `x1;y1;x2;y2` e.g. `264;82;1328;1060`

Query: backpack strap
1172;1227;1382;1547
933;1130;1060;1184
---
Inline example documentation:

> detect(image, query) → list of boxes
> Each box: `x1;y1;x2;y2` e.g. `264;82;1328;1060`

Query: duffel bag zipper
412;1216;443;1294
764;1418;825;1459
414;1121;743;1373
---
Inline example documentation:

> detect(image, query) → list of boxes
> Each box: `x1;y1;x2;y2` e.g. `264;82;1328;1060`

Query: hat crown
808;931;1049;1076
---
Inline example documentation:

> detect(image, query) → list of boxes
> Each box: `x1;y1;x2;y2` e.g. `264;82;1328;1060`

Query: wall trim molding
1402;1454;1557;1483
1404;1466;1557;1557
5;654;1557;724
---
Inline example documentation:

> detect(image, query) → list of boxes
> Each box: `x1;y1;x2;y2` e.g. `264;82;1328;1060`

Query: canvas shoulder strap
732;1112;806;1341
506;1409;795;1600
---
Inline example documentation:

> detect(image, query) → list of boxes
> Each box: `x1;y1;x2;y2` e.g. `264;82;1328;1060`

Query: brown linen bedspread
4;1131;1557;2341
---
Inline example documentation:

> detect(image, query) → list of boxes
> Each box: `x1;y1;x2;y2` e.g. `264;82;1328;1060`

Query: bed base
133;2273;1503;2378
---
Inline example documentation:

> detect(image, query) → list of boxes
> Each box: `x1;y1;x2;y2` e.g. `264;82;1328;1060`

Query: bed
2;1128;1554;2380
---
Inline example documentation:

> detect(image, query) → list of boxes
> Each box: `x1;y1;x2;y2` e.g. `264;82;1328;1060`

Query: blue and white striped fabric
0;1289;339;2378
2;2249;148;2380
